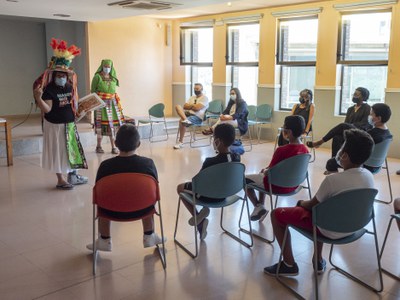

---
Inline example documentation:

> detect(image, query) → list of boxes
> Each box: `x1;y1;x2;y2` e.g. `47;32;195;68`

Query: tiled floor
0;135;399;300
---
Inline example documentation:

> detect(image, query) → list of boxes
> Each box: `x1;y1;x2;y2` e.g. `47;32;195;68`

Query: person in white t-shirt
264;128;375;277
174;83;209;149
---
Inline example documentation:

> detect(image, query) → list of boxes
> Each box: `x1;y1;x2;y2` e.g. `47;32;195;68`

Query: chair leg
220;199;253;248
380;215;400;280
328;219;383;293
173;197;199;258
375;159;393;204
155;201;167;269
189;126;211;148
92;205;98;276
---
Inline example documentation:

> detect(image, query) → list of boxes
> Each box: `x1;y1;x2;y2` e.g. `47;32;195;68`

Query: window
277;17;318;110
180;27;213;98
227;23;260;105
338;11;391;114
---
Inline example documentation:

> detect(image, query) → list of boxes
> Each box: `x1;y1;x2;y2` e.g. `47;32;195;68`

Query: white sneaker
181;119;193;127
68;172;88;185
86;237;112;252
188;207;210;226
199;219;209;241
173;142;184;149
143;233;166;248
250;204;268;222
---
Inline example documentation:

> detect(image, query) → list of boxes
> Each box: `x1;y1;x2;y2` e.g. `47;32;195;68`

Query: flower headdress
49;38;81;70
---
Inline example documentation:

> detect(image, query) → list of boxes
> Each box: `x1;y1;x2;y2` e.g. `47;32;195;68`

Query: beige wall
87;17;173;117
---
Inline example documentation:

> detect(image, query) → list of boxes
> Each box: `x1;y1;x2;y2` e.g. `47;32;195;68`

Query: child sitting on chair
245;115;309;222
176;123;240;240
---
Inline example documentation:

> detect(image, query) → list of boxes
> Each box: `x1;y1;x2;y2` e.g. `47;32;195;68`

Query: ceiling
0;0;327;22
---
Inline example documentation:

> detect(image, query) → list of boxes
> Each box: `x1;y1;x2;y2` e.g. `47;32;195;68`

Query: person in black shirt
176;123;241;240
86;124;165;252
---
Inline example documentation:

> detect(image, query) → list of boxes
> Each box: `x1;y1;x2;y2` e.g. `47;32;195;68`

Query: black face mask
194;90;201;96
299;98;306;104
352;97;360;104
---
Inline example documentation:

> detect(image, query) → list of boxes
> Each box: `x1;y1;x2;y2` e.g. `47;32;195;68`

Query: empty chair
254;104;272;143
205;99;223;124
137;103;169;142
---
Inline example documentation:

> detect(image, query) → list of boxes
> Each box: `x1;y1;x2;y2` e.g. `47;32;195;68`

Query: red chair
92;173;166;275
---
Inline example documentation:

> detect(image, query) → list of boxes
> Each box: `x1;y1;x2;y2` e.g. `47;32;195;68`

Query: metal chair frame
379;213;400;281
137;103;169;143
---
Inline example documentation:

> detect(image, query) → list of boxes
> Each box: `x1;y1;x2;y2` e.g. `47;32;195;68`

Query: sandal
111;147;119;154
56;183;74;190
96;146;104;153
202;128;213;135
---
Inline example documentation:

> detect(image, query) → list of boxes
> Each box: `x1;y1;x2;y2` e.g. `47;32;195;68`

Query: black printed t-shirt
42;82;75;124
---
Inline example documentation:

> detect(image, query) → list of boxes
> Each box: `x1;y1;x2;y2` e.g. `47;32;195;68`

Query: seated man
311;103;392;174
174;83;209;149
264;129;374;276
176;123;240;240
87;124;164;251
245;115;309;222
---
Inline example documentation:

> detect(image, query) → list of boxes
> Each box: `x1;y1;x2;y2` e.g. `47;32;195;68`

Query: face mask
103;67;111;74
194;90;201;96
299;97;306;104
230;94;237;101
212;138;219;153
352;97;360;104
335;149;344;167
368;115;375;126
55;77;67;87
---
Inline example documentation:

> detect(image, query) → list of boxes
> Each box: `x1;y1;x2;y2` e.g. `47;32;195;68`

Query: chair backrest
149;103;165;118
364;139;392;168
93;173;159;212
192;162;246;199
312;188;378;233
207;100;223;115
247;105;257;121
267;154;311;187
256;104;272;120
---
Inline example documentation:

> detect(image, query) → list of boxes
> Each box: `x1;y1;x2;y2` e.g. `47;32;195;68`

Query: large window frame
180;26;213;97
226;22;260;106
337;9;391;114
277;15;318;111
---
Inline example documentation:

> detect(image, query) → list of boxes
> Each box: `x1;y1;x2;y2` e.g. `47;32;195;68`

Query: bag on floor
229;139;245;155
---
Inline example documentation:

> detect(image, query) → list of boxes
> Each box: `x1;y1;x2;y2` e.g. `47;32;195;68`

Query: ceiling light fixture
227;2;232;6
53;13;71;18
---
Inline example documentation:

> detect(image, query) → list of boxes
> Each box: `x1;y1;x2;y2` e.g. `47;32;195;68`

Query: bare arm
297;196;319;211
305;104;315;133
191;103;205;112
33;86;52;113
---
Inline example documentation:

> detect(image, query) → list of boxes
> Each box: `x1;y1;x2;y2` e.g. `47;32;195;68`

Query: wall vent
108;0;181;10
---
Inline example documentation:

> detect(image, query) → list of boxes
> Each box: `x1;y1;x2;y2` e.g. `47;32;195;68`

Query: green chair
364;139;393;204
254;104;272;143
276;188;382;300
205;99;223;124
245;154;312;243
137;103;169;142
379;213;400;281
174;162;253;258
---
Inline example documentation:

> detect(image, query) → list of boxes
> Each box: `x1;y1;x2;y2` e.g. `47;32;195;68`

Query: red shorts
274;206;321;235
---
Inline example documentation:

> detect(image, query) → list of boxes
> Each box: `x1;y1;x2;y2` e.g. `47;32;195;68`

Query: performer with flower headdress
33;38;88;190
91;59;125;154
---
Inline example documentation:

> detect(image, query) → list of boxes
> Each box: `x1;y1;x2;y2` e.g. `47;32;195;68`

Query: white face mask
213;138;219;153
230;94;236;101
335;148;344;167
55;77;67;87
103;67;111;74
368;115;375;126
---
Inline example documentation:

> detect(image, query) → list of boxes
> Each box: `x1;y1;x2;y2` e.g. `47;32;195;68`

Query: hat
49;38;81;72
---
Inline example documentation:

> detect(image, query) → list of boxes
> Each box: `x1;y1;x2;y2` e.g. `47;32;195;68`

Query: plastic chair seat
292;226;367;245
137;103;169;142
179;192;242;208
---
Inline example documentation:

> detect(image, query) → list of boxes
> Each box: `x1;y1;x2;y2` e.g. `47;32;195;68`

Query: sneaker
313;258;327;274
68;173;88;185
86;237;112;252
251;205;268;221
181;119;193;127
143;232;166;248
188;207;210;226
173;142;184;149
199;218;209;241
264;262;299;277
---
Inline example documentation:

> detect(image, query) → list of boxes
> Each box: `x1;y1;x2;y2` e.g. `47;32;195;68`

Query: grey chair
246;153;312;243
276;188;382;300
380;213;400;280
174;162;253;258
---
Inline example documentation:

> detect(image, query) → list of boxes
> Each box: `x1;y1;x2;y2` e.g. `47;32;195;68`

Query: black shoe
313;258;326;274
264;262;299;276
396;170;400;175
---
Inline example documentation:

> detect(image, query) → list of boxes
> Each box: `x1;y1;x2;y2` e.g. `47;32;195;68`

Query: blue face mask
55;77;67;87
103;67;111;74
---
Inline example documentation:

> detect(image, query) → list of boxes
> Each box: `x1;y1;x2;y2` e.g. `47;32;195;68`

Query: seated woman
278;89;315;146
202;88;248;136
245;115;309;221
312;103;392;174
307;87;372;173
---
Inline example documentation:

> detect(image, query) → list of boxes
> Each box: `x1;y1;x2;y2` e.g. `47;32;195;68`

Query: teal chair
364;139;393;204
246;154;312;243
205;99;223;124
254;104;272;143
137;103;169;142
276;188;382;300
379;213;400;281
174;162;253;258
